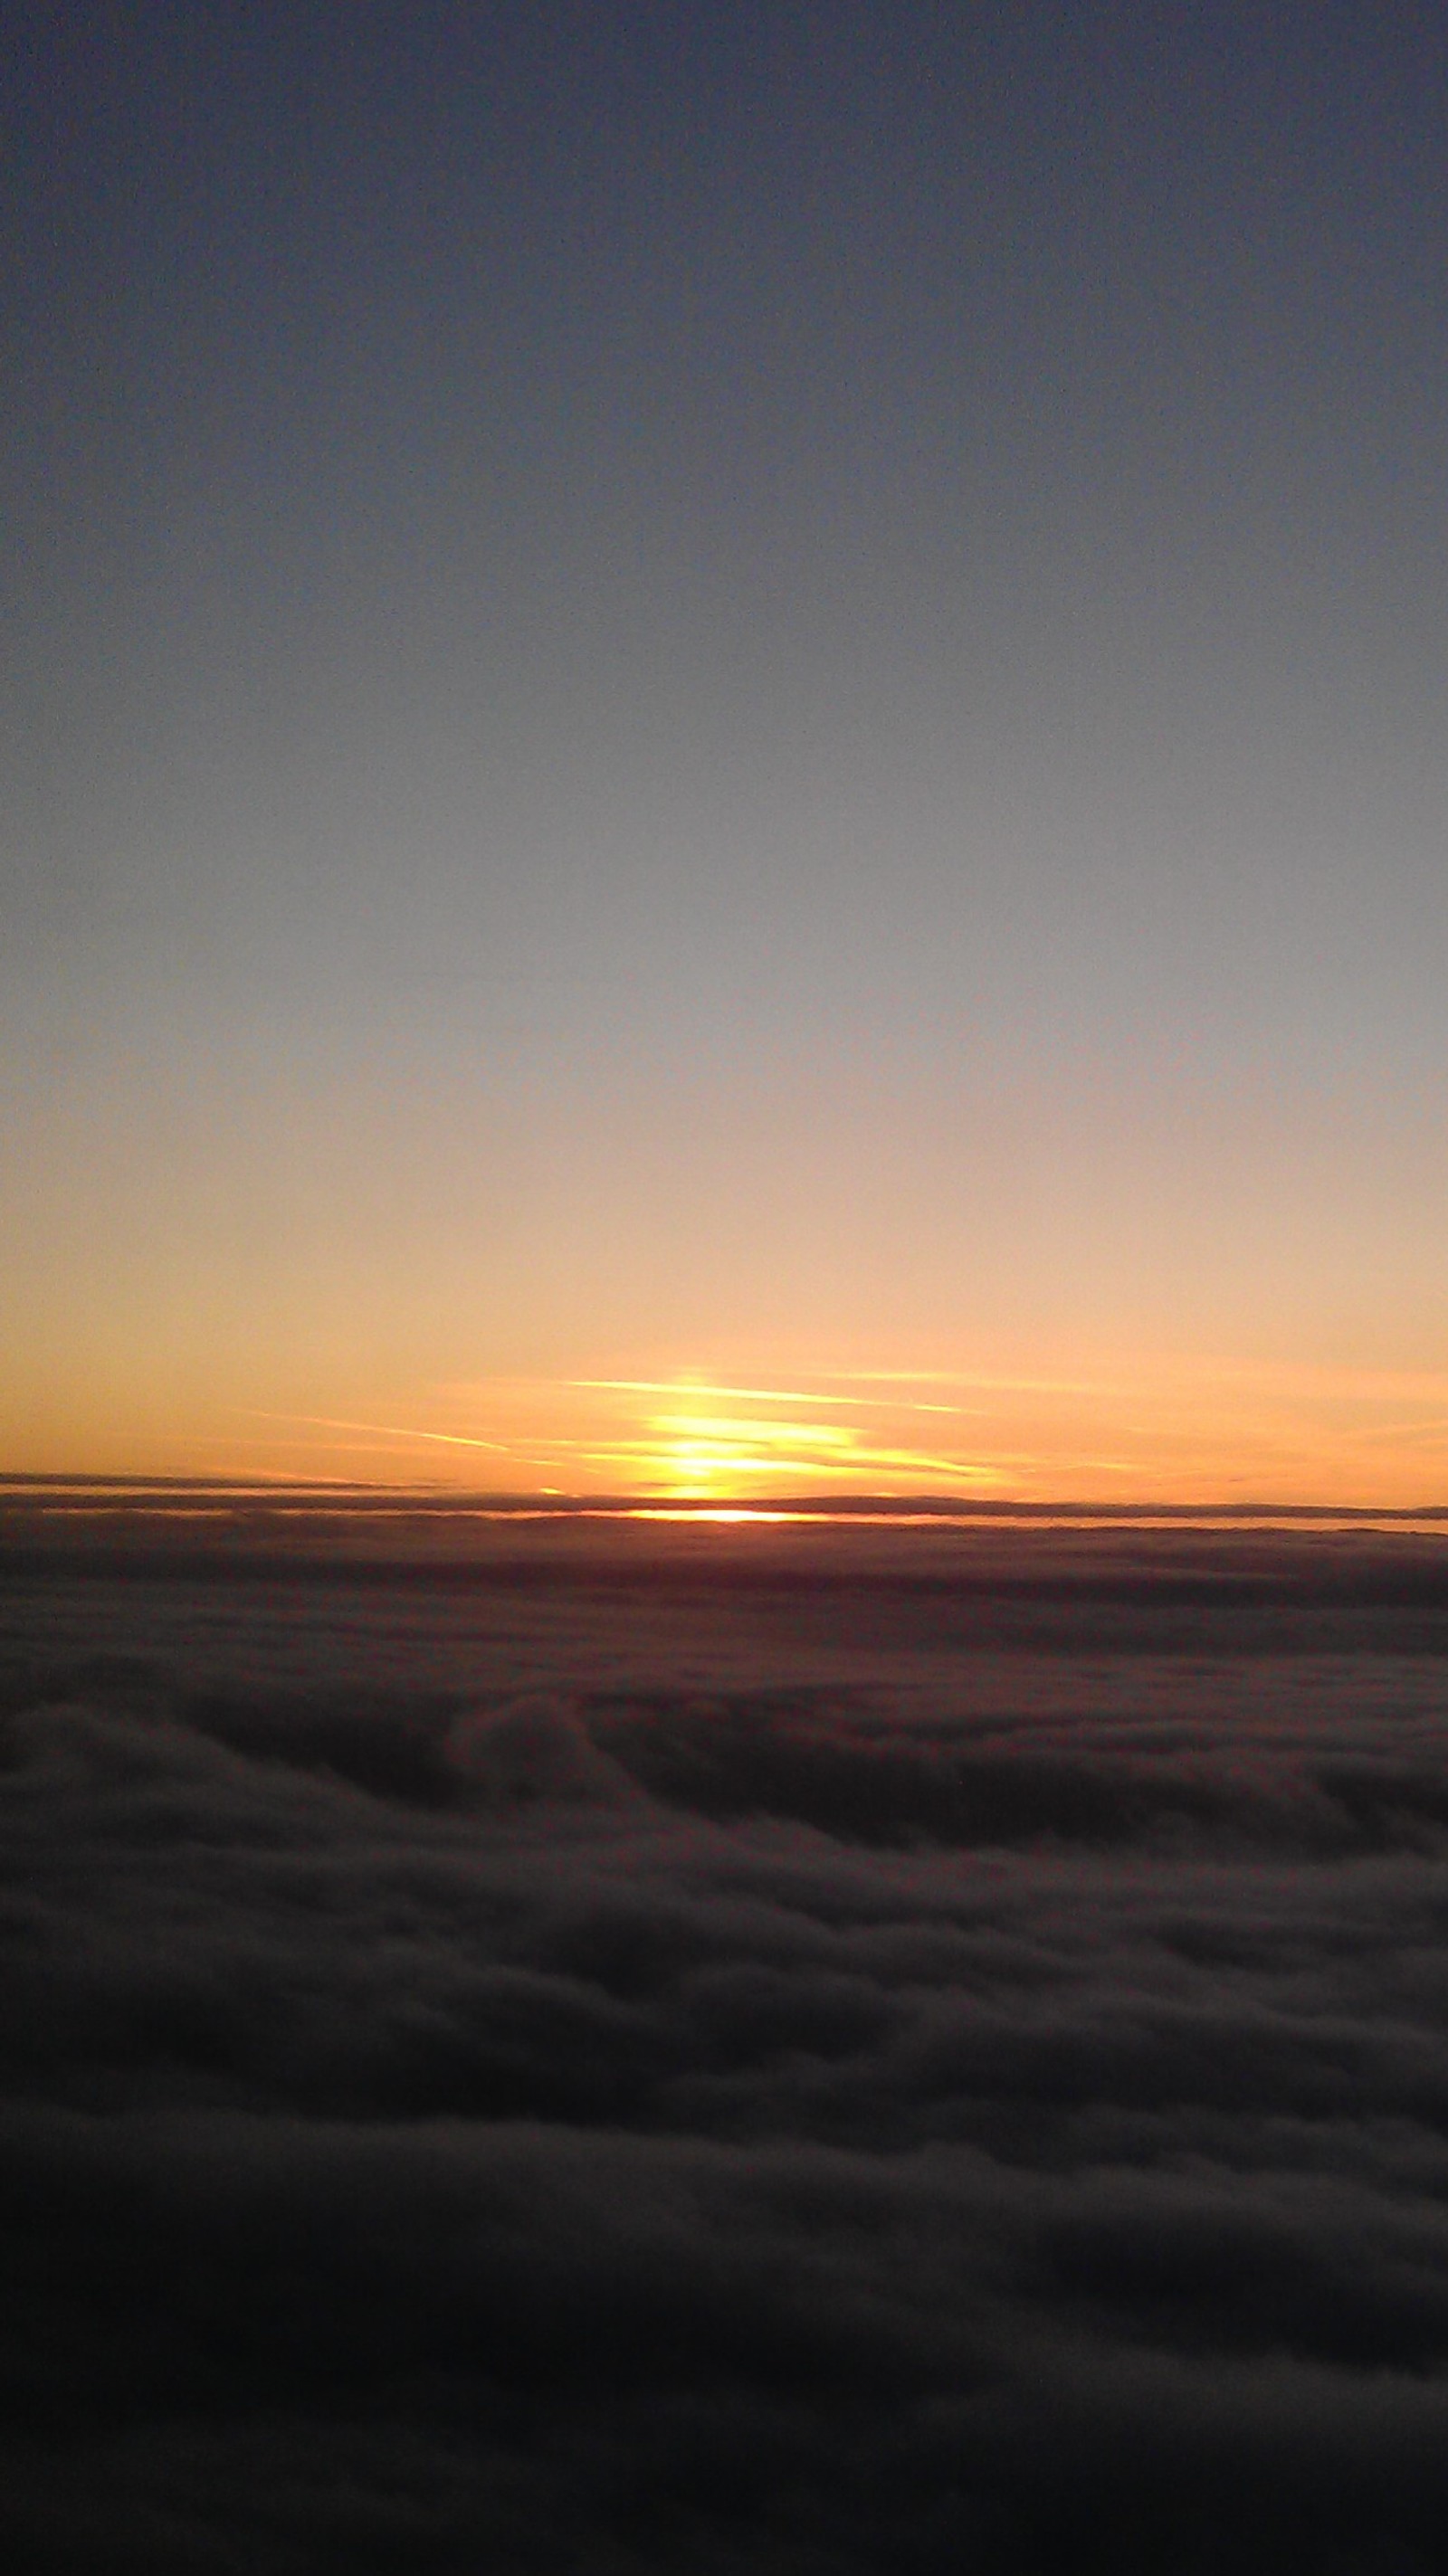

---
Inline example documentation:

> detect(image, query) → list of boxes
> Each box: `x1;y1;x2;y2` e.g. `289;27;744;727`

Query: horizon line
4;1474;1448;1521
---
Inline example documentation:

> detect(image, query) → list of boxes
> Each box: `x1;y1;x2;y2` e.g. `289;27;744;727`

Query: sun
643;1407;856;1499
562;1372;1004;1499
660;1435;741;1497
653;1421;780;1497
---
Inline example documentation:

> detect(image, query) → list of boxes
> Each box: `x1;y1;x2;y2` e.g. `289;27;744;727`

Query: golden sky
6;9;1446;1504
11;1341;1448;1507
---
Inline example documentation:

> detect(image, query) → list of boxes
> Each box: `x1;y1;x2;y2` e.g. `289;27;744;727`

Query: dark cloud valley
5;1535;1448;2568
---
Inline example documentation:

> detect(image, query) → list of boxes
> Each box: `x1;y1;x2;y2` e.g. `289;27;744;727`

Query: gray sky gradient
5;2;1446;1479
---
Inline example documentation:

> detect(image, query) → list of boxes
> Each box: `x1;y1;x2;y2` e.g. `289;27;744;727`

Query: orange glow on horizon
9;1355;1448;1508
205;1362;1448;1508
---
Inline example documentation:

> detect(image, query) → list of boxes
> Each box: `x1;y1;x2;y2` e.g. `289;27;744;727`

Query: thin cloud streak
564;1442;1008;1488
572;1379;984;1417
243;1412;515;1454
837;1370;1119;1396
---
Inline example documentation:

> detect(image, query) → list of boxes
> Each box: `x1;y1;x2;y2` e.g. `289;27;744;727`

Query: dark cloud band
5;1569;1448;2568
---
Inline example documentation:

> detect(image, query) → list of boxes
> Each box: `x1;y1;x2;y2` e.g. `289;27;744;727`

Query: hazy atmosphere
6;0;1447;1496
8;8;1448;2571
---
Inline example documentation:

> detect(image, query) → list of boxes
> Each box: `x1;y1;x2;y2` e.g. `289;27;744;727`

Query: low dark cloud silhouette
5;1535;1448;2568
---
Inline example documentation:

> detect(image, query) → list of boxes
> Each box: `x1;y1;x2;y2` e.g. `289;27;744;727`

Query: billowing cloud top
4;1531;1448;2567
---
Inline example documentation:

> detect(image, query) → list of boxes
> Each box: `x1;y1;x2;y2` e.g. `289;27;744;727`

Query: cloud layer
5;1569;1448;2569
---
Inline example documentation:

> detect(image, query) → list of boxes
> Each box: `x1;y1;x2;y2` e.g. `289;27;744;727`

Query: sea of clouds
5;1562;1448;2571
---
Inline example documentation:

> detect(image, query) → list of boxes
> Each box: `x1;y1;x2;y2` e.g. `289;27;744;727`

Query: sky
5;0;1447;1498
